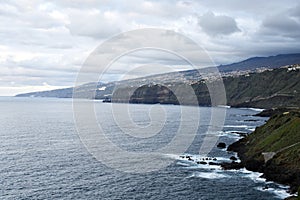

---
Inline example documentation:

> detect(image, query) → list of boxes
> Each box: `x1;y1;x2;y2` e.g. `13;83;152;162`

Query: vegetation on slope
224;68;300;108
121;67;300;109
16;54;300;103
227;110;300;193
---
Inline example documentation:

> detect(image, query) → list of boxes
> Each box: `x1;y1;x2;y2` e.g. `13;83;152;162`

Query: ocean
0;97;290;199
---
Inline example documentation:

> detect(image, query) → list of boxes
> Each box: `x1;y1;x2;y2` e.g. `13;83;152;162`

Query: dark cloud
198;12;240;36
289;4;300;19
193;0;298;16
261;14;300;38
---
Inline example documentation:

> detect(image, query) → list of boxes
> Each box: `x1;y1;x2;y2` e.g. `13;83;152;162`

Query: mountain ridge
218;53;300;72
16;53;300;103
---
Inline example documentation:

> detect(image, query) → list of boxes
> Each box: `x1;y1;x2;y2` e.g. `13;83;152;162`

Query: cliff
16;54;300;106
122;67;300;108
227;109;300;194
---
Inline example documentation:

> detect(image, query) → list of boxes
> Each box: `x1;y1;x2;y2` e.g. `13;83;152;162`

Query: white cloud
0;0;299;96
66;9;122;39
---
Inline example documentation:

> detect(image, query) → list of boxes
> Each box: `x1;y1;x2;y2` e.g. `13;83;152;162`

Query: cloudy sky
1;0;300;96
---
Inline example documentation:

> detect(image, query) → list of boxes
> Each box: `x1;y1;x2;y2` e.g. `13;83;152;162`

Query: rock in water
197;161;207;165
217;142;226;149
230;156;238;161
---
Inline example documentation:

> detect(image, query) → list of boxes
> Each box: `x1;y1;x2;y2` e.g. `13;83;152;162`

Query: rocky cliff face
123;67;300;109
227;109;300;193
223;68;300;108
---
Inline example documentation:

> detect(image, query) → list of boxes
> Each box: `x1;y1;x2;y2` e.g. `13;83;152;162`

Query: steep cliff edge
227;109;300;194
116;67;300;109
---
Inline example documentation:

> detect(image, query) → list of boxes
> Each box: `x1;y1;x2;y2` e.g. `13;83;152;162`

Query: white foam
231;168;290;199
217;105;231;108
176;161;192;167
224;168;265;182
188;171;228;179
248;108;265;112
170;153;291;199
218;131;242;139
224;125;250;128
256;186;290;199
174;154;230;163
244;171;265;183
240;108;265;112
164;154;229;170
184;163;222;170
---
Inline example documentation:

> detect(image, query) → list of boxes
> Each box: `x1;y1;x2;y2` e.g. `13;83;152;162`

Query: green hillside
228;110;300;194
120;67;300;109
224;68;300;108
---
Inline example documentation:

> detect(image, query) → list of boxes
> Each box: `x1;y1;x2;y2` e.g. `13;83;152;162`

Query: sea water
0;97;290;199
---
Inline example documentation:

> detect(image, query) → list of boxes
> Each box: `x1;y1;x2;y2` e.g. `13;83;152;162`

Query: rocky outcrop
221;161;244;170
227;110;300;194
254;107;297;117
229;156;238;161
217;142;226;149
284;196;297;200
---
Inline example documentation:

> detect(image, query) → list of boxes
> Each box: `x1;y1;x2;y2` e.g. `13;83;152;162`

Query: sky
1;0;300;96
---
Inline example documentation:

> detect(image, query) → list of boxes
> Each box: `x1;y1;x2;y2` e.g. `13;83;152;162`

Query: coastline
8;96;300;199
223;108;300;199
3;95;298;198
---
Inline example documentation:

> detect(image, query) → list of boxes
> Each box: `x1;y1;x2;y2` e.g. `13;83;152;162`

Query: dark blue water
0;97;290;199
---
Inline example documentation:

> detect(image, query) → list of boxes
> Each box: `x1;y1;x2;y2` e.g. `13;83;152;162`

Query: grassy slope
247;112;300;153
228;110;300;193
223;68;300;108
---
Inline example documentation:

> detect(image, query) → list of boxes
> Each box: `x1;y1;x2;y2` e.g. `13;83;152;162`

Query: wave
224;125;251;128
187;167;290;198
239;168;265;183
164;154;229;170
168;154;231;162
256;186;290;199
188;171;228;179
217;105;231;108
229;168;290;199
239;107;265;112
218;131;243;139
248;108;265;112
167;153;290;198
176;161;192;167
183;164;222;170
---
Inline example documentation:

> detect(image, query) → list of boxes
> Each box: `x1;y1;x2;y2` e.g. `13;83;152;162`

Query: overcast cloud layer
0;0;300;96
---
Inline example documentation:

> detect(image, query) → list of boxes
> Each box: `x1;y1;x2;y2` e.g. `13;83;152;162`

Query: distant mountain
218;53;300;72
16;87;73;98
16;53;300;99
16;82;113;99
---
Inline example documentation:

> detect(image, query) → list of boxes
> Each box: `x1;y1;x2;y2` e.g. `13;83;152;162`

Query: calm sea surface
0;97;290;199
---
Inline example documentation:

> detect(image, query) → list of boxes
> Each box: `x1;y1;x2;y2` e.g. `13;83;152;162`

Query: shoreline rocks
225;109;300;195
